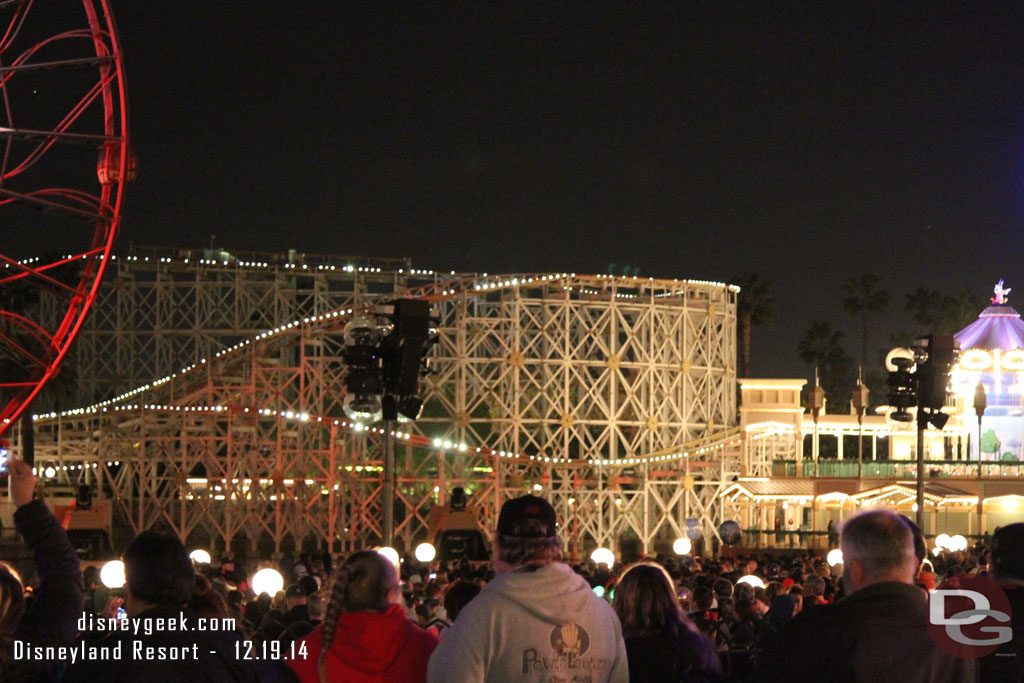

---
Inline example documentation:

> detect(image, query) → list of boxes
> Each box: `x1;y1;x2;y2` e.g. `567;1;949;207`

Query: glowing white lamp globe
827;549;844;567
935;533;951;550
100;560;126;588
591;547;615;568
43;466;56;479
414;543;436;563
950;535;968;552
377;546;400;567
884;347;915;372
672;537;692;556
189;549;212;564
932;546;943;557
251;568;284;597
736;575;765;589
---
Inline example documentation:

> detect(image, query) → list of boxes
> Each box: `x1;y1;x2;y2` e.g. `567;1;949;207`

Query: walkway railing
771;459;1023;479
736;529;994;551
739;529;829;549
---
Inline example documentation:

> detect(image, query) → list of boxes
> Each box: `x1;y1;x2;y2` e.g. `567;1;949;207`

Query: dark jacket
63;606;260;683
624;631;722;683
755;581;977;683
754;594;798;650
256;604;311;643
4;499;83;683
978;582;1024;682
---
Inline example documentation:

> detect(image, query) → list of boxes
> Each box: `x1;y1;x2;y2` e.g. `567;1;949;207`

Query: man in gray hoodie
427;494;629;683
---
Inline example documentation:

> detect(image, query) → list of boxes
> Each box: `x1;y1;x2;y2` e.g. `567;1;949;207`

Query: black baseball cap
497;495;557;538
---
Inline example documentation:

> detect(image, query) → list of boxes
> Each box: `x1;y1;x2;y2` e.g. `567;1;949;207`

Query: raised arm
9;458;83;648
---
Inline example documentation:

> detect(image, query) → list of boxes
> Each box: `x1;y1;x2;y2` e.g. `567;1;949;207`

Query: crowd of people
1;457;1022;682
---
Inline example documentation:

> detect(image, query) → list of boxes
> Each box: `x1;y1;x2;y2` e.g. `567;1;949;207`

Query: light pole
889;336;955;529
852;369;869;479
884;340;955;529
885;348;917;519
974;380;986;533
808;371;824;478
382;412;397;548
916;408;926;528
974;381;986;477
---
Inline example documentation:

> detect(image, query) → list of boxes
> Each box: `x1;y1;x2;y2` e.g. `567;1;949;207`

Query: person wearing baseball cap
427;494;628;682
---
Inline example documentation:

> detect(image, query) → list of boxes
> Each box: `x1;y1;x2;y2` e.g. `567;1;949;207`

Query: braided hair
317;550;395;683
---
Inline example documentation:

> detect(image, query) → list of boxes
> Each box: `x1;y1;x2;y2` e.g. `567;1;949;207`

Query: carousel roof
954;303;1024;351
954;283;1024;351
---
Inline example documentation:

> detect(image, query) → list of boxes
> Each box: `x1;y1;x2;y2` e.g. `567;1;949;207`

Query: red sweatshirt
287;603;438;683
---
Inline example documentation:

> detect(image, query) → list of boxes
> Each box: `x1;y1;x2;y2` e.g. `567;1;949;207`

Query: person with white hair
756;508;976;682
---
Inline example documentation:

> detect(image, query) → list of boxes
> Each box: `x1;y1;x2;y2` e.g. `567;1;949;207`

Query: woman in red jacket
287;550;438;683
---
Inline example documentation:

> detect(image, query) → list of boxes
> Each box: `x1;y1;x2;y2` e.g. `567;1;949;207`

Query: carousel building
729;282;1024;544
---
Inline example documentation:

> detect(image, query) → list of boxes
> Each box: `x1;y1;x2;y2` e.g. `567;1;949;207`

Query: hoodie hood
483;562;595;625
328;603;411;674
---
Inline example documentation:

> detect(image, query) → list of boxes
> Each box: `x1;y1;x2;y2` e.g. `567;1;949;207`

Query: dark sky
18;2;1024;382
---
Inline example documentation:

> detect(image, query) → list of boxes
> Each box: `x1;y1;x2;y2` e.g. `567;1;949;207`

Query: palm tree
732;272;773;378
938;289;984;334
887;329;916;349
904;287;943;335
904;288;984;337
798;320;853;411
798;321;845;369
842;273;889;367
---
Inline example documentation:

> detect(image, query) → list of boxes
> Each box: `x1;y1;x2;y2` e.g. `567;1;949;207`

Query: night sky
15;3;1024;383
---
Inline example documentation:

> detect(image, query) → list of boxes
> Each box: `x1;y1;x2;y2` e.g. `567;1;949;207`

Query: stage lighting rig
886;354;916;423
341;298;438;547
887;334;958;529
912;334;957;429
341;300;437;424
342;313;384;422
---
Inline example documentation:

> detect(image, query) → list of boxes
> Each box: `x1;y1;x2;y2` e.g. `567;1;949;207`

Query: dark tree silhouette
842;273;890;368
798;320;853;413
905;287;943;335
733;272;773;378
938;289;984;334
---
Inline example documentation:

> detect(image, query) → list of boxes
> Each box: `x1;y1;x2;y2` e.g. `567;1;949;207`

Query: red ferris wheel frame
0;0;130;437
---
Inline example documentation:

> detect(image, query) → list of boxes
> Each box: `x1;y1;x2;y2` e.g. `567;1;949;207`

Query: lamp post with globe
974;380;986;532
974;381;986;479
851;371;869;479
